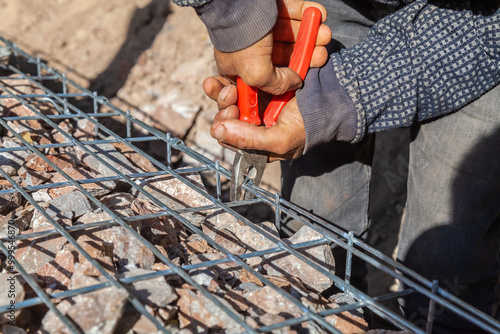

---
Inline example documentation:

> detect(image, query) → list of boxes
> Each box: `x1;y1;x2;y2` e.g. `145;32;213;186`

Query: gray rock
41;284;128;334
131;170;212;227
23;170;51;187
244;286;301;316
77;210;112;229
237;282;261;292
0;179;23;215
202;213;280;267
176;288;244;332
263;226;335;293
120;268;177;308
31;189;52;203
49;167;115;199
111;226;155;270
188;253;241;279
0;139;29;169
101;192;136;218
188;268;218;287
0;165;17;177
36;249;76;290
44;190;93;219
14;226;67;274
75;143;142;179
201;221;246;256
73;118;96;142
300;295;368;334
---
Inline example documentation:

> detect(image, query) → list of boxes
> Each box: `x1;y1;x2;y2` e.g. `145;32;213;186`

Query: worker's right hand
204;76;306;162
214;0;331;96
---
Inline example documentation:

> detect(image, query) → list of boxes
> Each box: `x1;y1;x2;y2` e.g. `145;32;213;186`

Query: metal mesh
0;37;499;334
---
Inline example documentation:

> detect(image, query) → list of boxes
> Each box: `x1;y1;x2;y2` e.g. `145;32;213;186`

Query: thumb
211;119;276;152
261;66;303;96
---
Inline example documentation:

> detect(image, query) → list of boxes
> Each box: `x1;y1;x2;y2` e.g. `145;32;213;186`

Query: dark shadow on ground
89;0;170;99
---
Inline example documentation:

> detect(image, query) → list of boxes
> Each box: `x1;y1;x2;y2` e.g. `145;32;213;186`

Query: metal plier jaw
229;7;322;201
230;149;267;201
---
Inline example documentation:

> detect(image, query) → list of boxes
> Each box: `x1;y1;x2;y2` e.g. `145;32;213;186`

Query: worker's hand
204;76;305;162
214;0;331;96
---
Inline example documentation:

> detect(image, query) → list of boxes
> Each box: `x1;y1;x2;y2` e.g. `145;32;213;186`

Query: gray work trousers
279;1;500;333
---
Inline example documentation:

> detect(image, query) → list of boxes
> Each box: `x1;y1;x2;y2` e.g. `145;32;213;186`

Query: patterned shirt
297;0;500;150
172;0;500;151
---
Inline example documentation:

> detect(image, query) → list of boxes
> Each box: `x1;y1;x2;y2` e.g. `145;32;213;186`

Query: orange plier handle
237;7;322;127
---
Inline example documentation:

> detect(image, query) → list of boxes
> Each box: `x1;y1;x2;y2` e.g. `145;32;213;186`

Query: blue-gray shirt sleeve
172;0;277;52
297;0;500;151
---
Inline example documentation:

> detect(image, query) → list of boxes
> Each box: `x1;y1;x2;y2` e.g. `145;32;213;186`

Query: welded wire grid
0;37;498;334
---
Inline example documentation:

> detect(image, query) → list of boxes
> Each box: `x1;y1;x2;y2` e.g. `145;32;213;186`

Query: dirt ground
0;0;410;328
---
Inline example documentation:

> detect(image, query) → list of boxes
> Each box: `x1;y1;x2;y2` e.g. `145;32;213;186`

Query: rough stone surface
101;192;136;220
31;215;72;231
131;313;161;334
176;288;244;332
244;286;301;317
0;179;23;215
204;212;280;251
0;165;17;177
75;143;142;179
188;268;218;287
0;274;25;324
24;169;52;187
77;210;113;229
245;313;290;331
184;234;210;255
201;222;246;256
111;226;155;270
79;255;116;277
41;285;128;334
51;120;74;144
131;170;212;226
301;297;369;334
1;96;47;137
73;118;96;142
14;226;67;274
120;268;177;307
36;249;76;289
0;205;32;232
158;305;179;323
188;253;241;278
75;233;114;260
31;189;52;203
24;153;76;173
70;264;107;290
131;198;177;243
0;139;29;170
49;167;115;198
75;210;117;255
42;190;93;220
111;142;158;173
264;226;335;293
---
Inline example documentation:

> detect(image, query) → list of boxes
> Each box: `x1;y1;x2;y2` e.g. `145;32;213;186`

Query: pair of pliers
230;7;322;201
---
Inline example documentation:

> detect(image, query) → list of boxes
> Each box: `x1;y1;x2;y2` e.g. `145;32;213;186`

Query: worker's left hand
204;76;305;162
214;0;331;96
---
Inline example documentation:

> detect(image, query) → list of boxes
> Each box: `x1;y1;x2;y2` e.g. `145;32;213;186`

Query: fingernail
212;124;226;141
219;86;230;102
